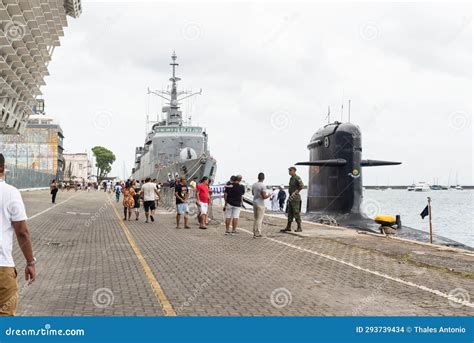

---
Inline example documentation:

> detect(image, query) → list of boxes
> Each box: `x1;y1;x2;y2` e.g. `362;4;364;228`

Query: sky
42;1;472;186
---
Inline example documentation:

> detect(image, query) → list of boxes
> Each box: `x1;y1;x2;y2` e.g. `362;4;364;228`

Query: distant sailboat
454;172;463;190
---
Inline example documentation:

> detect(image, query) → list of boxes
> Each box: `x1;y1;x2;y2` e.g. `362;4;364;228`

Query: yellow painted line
110;200;176;316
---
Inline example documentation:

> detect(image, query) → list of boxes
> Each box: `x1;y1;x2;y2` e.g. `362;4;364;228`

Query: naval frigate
132;52;216;184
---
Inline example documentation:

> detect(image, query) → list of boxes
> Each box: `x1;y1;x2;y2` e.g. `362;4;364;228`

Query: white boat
414;182;430;192
407;184;415;191
455;185;463;190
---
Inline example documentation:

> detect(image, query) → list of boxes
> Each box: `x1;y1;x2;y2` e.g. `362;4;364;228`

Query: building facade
0;0;82;134
63;152;91;183
0;114;64;188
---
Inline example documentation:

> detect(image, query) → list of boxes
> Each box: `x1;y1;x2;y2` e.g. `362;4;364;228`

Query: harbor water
258;188;473;248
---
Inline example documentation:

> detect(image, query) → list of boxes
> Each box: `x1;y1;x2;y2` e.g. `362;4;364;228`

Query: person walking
281;166;304;232
114;182;122;202
0;153;36;316
270;186;279;211
153;180;161;209
223;175;245;235
122;181;135;221
175;177;190;229
133;180;141;221
252;172;271;238
140;177;160;223
189;177;198;190
50;179;58;204
278;185;287;211
196;176;211;229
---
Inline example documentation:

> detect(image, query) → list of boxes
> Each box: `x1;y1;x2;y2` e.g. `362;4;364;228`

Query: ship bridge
152;125;203;135
0;0;82;134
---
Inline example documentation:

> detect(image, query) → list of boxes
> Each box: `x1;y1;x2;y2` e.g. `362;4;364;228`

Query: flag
420;205;429;219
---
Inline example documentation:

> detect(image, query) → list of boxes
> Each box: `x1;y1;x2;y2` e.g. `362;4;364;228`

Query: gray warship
132;52;216;184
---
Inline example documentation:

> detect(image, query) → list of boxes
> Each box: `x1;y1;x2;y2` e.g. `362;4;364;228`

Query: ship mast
147;51;202;126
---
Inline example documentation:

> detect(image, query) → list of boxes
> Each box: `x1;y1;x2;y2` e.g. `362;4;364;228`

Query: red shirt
196;183;210;203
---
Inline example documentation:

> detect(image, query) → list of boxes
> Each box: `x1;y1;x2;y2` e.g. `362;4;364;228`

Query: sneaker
254;234;263;238
184;226;191;229
280;228;291;233
231;230;239;234
150;215;155;222
295;228;303;232
225;231;230;235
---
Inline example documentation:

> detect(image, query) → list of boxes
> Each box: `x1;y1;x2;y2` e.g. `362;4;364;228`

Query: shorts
143;200;156;213
225;205;241;219
199;203;209;215
176;203;189;215
0;267;18;316
134;199;141;209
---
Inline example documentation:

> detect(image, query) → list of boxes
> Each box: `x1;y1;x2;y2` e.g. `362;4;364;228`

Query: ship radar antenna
147;52;202;126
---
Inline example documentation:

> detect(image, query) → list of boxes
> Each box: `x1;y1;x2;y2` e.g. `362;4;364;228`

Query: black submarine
296;121;470;249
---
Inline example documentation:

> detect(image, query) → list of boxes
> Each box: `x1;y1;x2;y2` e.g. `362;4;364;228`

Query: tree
92;146;116;182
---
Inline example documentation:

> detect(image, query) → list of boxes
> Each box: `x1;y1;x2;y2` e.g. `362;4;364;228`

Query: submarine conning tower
296;121;401;217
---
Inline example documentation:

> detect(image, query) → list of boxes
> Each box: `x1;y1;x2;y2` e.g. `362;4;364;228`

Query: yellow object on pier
374;214;396;226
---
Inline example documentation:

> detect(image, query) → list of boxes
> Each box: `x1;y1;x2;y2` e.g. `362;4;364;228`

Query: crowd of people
106;167;304;238
47;167;304;237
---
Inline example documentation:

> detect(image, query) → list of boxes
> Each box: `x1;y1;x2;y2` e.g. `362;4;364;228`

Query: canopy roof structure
0;0;82;134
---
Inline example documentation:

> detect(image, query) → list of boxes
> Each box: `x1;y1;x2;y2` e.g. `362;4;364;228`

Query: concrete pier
13;190;473;316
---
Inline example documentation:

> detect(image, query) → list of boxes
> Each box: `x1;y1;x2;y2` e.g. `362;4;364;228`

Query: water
360;189;473;248
259;189;473;248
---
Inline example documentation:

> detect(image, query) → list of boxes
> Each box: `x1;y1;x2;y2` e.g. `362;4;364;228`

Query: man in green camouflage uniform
281;166;304;232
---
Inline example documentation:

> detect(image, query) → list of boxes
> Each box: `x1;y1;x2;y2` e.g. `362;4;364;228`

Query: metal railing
4;164;55;189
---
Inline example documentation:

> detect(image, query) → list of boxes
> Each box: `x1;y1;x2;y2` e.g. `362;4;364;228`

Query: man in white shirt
252;172;271;238
270;187;280;211
140;177;161;223
0;153;36;316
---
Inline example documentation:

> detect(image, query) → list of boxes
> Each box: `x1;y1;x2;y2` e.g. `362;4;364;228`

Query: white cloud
43;1;472;185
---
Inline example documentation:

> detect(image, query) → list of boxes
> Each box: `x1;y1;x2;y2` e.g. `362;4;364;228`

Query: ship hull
133;155;217;184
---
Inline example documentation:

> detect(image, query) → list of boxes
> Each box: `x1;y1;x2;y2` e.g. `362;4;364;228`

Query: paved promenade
12;190;474;316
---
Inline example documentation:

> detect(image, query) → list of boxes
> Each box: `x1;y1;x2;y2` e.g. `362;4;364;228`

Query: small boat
414;182;430;192
455;185;463;190
407;184;415;191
